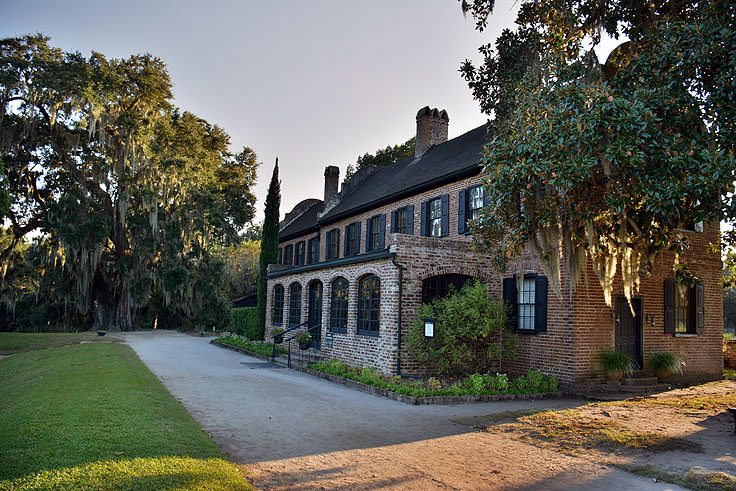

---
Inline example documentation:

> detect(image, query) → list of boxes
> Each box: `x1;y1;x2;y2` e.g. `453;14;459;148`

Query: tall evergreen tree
257;159;280;338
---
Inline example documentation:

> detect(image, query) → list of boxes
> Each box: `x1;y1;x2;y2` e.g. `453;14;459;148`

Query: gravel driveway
123;330;684;490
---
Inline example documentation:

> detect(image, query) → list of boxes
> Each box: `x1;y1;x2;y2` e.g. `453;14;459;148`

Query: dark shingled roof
320;123;488;225
280;199;322;240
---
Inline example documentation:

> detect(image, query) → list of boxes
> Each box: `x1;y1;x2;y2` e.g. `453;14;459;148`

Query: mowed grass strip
0;342;251;490
0;332;116;355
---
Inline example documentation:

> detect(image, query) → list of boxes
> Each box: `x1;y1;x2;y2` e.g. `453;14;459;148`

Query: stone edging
210;338;566;405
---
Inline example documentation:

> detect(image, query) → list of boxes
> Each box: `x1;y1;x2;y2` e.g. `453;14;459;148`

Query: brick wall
724;340;736;369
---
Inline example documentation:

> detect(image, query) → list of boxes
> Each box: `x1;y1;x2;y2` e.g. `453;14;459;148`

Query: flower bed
214;333;285;357
307;359;558;399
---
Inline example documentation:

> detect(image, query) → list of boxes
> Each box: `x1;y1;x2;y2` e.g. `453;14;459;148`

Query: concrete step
622;375;659;386
274;348;326;369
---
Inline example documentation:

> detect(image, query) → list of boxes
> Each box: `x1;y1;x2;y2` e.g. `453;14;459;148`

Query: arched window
422;274;472;304
289;283;302;327
330;277;349;333
357;275;380;336
272;284;284;326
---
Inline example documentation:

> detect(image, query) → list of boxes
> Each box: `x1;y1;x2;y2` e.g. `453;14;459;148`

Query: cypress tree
257;159;280;338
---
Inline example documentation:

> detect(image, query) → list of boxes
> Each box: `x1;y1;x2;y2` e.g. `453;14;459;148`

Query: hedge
229;307;259;339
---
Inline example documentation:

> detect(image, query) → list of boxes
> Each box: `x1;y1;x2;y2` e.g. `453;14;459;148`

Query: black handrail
270;322;321;367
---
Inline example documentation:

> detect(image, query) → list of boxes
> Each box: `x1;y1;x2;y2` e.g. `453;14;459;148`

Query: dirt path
123;331;686;490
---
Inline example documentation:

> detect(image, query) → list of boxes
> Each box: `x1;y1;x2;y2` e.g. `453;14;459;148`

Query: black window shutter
344;226;350;256
277;248;282;265
694;283;705;334
390;210;396;233
664;279;676;334
441;194;449;237
355;221;361;254
365;218;372;251
406;205;414;235
535;275;547;333
458;189;466;234
420;201;428;236
483;187;488;207
378;214;386;249
502;276;518;331
314;237;320;262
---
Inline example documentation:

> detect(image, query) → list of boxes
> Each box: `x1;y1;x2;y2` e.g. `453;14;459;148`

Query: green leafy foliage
0;35;260;331
356;137;415;169
460;1;736;305
407;280;516;376
595;349;637;376
257;160;280;339
646;350;685;376
215;333;285;356
308;359;557;397
229;307;259;339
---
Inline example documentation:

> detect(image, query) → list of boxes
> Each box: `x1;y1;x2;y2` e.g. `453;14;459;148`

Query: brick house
265;106;723;387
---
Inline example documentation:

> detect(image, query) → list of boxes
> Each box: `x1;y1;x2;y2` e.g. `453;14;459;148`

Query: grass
622;465;736;491
510;409;702;454
725;369;735;380
0;332;116;355
0;342;251;490
602;391;736;410
215;333;286;356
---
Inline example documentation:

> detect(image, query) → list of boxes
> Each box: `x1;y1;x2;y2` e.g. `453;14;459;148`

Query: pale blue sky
1;1;521;221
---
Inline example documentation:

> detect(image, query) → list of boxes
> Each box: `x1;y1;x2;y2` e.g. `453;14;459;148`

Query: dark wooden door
615;296;642;369
308;282;322;349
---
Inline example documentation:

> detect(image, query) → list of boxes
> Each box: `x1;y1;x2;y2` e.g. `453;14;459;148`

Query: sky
1;1;522;223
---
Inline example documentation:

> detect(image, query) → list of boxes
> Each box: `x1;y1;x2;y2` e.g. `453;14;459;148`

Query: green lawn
725;369;736;380
0;332;115;355
0;340;251;490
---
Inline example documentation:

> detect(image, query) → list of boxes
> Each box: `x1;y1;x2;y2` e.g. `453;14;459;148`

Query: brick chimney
415;106;449;157
324;165;340;202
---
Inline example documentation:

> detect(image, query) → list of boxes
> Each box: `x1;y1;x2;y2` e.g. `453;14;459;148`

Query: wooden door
615;296;643;369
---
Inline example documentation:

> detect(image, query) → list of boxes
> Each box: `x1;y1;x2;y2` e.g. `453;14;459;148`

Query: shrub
725;333;736;341
215;333;285;356
229;307;259;339
407;280;516;377
594;349;637;376
646;350;685;377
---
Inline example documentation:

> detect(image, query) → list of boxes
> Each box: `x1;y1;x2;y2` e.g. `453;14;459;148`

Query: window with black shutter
294;241;306;266
284;245;293;265
326;229;339;260
307;237;319;264
664;279;704;335
344;222;361;256
502;274;547;334
366;214;386;251
459;185;484;234
391;205;414;235
421;196;449;237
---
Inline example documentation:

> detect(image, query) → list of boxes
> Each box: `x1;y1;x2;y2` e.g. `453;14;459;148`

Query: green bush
594;349;637;376
229;307;259;339
307;360;557;397
725;333;735;341
215;333;285;356
407;280;516;377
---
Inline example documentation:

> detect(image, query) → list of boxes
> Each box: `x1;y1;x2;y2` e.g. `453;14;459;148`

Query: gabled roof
319;123;488;225
279;199;322;241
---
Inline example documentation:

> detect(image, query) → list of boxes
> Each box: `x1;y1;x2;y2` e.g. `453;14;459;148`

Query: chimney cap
324;165;340;177
416;106;449;121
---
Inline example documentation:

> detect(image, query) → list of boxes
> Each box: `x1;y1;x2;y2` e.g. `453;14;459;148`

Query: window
272;284;284;325
422;274;472;304
358;274;380;335
420;195;448;237
344;221;361;257
366;214;385;252
294;241;306;266
277;248;283;265
664;279;704;335
459;185;484;233
391;205;414;235
330;277;349;333
326;229;340;259
307;237;320;264
284;245;293;265
503;274;547;334
289;283;302;327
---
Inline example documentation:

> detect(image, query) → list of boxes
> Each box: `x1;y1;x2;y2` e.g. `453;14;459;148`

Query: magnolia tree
460;0;735;304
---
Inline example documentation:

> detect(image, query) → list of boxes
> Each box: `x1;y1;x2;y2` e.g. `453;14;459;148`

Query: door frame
614;295;643;369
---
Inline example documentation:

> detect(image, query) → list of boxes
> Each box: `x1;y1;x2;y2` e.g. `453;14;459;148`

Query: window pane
396;208;407;233
518;278;536;330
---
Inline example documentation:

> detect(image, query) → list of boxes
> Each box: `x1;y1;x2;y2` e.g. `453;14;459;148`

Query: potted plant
296;331;312;350
595;349;637;381
646;350;685;380
272;327;285;344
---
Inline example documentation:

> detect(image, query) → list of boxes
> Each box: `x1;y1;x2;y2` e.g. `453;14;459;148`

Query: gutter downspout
390;252;404;376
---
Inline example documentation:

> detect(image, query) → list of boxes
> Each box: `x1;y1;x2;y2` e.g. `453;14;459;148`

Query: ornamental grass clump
646;351;685;380
595;349;637;381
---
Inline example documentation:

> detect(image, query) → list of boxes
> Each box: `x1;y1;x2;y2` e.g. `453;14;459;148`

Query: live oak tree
460;0;735;305
0;35;258;330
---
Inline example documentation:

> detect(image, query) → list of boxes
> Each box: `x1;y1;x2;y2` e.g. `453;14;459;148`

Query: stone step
621;375;659;386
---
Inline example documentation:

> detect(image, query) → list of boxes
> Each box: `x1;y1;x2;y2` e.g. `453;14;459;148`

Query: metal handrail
270;322;321;367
